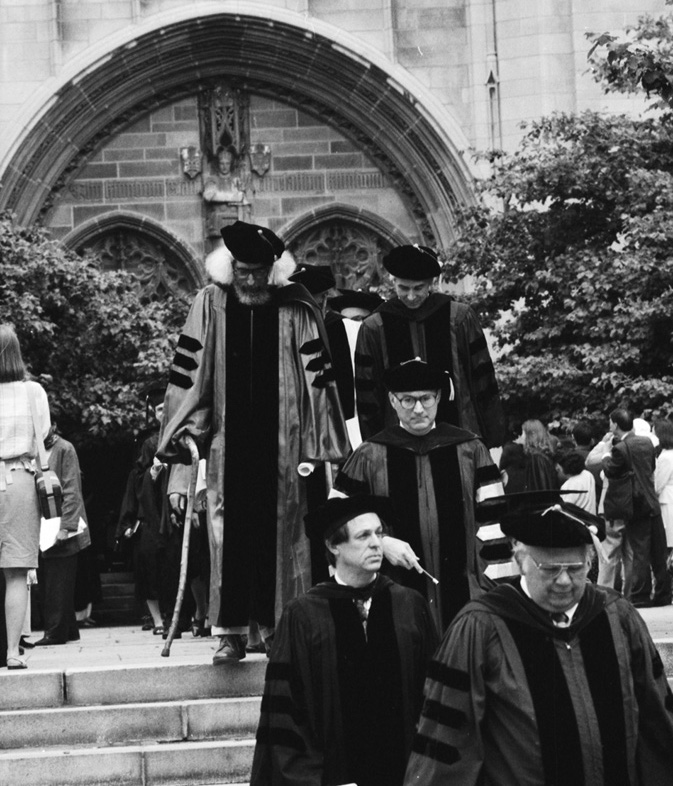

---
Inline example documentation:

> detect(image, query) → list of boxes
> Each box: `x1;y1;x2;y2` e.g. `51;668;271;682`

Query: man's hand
55;529;70;542
169;493;186;526
382;536;423;573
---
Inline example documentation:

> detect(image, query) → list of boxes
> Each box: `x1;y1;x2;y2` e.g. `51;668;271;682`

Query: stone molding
0;7;475;248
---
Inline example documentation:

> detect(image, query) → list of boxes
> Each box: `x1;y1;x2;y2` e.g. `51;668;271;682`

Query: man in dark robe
335;359;505;633
404;491;673;786
251;495;438;786
158;221;350;663
354;245;505;446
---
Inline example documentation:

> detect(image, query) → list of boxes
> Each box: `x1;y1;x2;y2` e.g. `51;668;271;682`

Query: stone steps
0;658;266;786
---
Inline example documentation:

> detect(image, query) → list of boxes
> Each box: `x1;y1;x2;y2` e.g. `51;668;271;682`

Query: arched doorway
0;9;475;250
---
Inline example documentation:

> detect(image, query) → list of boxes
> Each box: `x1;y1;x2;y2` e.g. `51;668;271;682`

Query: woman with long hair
500;418;559;493
0;325;51;668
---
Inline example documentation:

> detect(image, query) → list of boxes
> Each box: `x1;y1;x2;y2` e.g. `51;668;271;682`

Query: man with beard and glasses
158;221;350;663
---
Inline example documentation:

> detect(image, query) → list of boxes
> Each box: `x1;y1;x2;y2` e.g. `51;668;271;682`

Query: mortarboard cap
383;358;452;392
304;495;396;542
289;263;336;294
478;490;605;547
328;289;383;314
221;221;285;266
383;245;441;280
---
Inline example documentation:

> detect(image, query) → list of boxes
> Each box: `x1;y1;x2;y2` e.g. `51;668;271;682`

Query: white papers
40;516;87;552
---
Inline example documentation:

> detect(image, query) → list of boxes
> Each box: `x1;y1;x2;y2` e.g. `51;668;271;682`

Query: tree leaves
0;212;189;446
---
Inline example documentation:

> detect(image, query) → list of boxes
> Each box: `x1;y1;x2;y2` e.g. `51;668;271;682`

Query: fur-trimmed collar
205;244;297;287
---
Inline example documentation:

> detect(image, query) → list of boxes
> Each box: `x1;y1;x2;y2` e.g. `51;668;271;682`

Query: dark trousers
625;513;672;605
38;554;80;642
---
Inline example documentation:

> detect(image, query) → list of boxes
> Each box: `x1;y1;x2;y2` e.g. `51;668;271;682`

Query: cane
162;435;200;657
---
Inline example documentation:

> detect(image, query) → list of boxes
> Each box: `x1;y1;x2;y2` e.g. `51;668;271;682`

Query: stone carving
180;145;202;179
291;221;392;291
80;229;196;298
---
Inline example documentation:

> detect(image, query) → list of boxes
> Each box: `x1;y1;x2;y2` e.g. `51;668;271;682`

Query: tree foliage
443;110;673;426
587;0;673;111
0;212;189;445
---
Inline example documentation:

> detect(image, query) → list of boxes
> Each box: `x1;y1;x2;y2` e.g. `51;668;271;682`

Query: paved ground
21;625;268;670
19;603;673;671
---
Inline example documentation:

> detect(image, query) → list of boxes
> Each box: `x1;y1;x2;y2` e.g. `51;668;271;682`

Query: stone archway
64;211;204;298
284;203;408;291
0;7;475;249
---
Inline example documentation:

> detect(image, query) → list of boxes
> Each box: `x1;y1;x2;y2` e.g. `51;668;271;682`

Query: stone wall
46;93;416;265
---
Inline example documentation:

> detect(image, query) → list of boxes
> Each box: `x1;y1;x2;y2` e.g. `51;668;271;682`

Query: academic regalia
404;581;673;786
354;293;505;447
250;574;438;786
335;423;504;631
157;282;350;629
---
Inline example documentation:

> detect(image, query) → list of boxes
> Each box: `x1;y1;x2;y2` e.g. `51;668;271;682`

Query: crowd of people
2;219;673;784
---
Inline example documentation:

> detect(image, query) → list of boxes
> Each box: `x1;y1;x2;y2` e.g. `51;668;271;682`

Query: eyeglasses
233;265;268;280
531;559;588;580
392;393;438;410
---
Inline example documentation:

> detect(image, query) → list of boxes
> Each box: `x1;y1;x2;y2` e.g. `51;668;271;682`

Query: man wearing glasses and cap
404;490;673;786
354;245;505;447
335;358;505;633
251;495;437;786
158;221;350;663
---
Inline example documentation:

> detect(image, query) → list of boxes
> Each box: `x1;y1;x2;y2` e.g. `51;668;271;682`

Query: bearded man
158;221;350;663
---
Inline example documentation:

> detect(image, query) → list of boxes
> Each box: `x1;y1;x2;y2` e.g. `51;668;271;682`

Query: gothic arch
64;211;205;296
281;203;410;250
283;203;409;290
0;5;475;248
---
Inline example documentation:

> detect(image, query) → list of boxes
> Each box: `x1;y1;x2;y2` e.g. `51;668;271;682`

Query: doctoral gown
404;581;673;786
354;293;505;446
250;575;438;786
157;282;350;629
335;423;504;631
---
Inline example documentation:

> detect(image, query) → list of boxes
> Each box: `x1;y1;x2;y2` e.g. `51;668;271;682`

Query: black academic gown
250;575;438;786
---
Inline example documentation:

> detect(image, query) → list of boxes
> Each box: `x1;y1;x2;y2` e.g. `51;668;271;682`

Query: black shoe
161;627;182;640
19;637;35;649
213;634;246;664
191;618;212;637
33;637;67;646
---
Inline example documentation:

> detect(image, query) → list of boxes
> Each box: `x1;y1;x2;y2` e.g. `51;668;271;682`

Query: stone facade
0;0;664;292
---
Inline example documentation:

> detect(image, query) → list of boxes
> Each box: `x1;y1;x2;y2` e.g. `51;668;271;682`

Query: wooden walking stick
162;435;200;657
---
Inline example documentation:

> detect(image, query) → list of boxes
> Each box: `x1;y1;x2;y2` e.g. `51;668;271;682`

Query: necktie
550;611;570;628
354;598;369;623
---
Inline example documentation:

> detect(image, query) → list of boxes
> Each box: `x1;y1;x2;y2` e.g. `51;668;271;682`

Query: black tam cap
221;221;285;266
139;381;167;408
289;264;336;294
383;245;441;280
328;289;383;314
479;490;605;547
304;495;395;542
383;358;451;392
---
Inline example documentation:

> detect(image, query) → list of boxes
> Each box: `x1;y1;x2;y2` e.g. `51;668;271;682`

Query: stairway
1;621;671;786
96;570;141;626
0;640;266;786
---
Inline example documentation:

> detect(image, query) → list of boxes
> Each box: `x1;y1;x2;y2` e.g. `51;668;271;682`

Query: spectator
0;325;51;669
34;428;91;646
557;449;597;514
654;418;673;558
501;419;559;493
